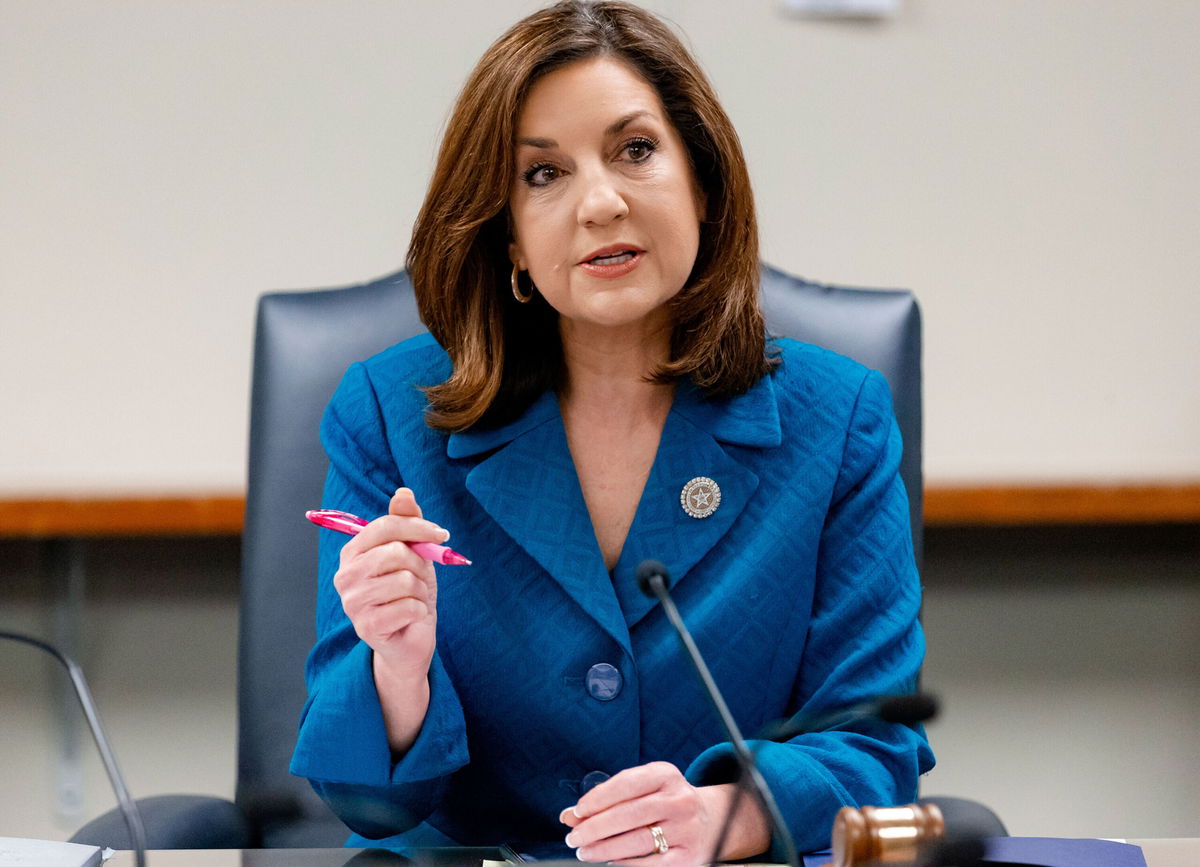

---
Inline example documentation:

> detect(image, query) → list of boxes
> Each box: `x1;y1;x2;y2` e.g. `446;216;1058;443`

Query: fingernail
564;832;578;848
439;528;451;542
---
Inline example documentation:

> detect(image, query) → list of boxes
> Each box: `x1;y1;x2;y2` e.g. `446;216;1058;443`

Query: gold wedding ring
649;824;669;855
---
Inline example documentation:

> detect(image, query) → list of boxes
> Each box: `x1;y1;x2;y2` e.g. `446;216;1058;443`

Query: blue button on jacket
290;333;934;858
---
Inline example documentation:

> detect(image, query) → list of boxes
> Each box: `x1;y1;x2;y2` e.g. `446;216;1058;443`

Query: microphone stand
1;631;148;867
636;564;800;867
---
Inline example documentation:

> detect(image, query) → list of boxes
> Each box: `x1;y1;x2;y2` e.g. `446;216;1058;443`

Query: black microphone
1;631;148;867
635;560;801;867
759;692;939;742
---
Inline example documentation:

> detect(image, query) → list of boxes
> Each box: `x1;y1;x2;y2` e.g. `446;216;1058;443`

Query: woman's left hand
560;762;769;866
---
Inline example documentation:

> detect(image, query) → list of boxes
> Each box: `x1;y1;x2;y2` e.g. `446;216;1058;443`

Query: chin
583;301;671;331
582;285;677;325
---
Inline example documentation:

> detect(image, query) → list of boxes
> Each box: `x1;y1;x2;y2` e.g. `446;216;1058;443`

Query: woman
290;2;933;863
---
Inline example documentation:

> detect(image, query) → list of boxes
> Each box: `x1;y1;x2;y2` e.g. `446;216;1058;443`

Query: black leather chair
72;265;1002;849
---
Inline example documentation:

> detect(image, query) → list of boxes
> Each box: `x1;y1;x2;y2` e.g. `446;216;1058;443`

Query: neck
558;317;674;421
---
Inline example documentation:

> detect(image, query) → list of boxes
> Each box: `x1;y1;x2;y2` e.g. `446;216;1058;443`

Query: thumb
388;486;424;518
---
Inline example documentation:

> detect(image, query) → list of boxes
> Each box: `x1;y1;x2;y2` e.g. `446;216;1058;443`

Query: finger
336;543;429;593
377;514;451;544
568;796;672;850
348;516;450;557
354;596;432;641
559;807;582;828
337;565;429;611
389;486;424;518
569;767;694;851
606;826;694;867
341;571;433;625
363;538;439;578
573;824;665;864
574;761;678;819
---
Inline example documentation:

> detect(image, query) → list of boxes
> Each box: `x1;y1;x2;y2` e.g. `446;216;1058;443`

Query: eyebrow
516;110;656;149
605;110;653;137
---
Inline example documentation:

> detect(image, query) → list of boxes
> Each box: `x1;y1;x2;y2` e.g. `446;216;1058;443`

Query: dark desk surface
106;848;516;866
105;839;1200;867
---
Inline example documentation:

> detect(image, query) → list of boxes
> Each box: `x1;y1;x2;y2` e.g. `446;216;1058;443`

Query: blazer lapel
449;393;632;656
447;373;782;642
611;376;781;627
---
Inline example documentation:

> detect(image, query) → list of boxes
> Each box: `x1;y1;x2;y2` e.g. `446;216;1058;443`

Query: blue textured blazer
290;332;934;859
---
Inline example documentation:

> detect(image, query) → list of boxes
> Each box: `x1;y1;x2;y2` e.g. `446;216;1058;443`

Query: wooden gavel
826;802;946;866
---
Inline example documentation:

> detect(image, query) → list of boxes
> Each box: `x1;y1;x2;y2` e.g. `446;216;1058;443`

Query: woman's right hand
333;487;448;684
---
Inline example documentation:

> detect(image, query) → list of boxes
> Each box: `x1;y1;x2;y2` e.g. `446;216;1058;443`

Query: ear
508;240;524;270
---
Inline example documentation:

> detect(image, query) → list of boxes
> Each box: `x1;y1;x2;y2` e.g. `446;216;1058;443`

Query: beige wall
3;0;1199;494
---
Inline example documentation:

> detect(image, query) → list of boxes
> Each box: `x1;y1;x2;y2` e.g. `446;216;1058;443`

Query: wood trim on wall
1;484;1198;537
923;483;1200;526
0;496;244;537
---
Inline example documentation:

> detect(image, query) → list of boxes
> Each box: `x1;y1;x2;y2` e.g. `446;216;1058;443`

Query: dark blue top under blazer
290;332;935;859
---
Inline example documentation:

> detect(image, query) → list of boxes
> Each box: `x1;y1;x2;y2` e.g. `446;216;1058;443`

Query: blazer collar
447;373;782;459
451;372;781;651
447;390;561;459
669;374;782;449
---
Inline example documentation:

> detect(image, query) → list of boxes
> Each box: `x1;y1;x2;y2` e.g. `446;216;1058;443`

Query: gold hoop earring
511;264;534;303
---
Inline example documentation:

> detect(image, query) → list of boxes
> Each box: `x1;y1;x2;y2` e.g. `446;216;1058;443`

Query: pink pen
305;509;472;566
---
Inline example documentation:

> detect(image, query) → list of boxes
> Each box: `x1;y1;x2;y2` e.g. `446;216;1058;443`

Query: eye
622;136;659;163
522;162;560;187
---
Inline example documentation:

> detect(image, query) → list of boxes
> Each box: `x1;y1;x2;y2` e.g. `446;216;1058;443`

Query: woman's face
508;56;705;334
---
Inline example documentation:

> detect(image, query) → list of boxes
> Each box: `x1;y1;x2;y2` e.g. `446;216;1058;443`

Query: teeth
591;251;635;265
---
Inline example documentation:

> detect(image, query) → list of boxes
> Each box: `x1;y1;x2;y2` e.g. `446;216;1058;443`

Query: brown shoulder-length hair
408;0;774;432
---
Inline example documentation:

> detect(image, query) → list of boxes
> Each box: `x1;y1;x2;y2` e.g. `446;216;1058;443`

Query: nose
576;170;629;227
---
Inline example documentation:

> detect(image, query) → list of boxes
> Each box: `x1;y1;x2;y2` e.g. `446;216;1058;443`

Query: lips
590;251;636;266
578;244;646;278
580;244;645;265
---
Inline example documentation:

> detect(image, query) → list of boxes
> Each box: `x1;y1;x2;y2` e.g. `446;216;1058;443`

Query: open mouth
588;250;638;266
578;246;644;277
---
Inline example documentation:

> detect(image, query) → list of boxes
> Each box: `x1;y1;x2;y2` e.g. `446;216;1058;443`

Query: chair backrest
759;265;923;559
238;273;424;844
235;265;922;844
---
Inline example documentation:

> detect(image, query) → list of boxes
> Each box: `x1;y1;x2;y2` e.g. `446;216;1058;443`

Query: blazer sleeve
289;361;471;839
685;369;934;857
